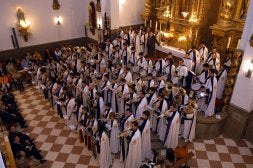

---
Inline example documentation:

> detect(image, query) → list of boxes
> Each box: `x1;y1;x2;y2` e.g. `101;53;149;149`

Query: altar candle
144;19;146;27
155;21;158;32
236;39;241;49
150;20;152;27
159;22;161;31
227;37;231;49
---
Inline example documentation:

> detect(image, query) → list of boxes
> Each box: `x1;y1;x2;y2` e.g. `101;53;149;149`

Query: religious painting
89;1;96;35
53;0;60;10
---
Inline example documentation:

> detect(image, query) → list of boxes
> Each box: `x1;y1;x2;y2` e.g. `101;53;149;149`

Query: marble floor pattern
12;86;253;168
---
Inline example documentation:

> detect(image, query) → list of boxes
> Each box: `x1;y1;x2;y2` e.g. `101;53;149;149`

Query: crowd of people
0;26;231;168
0;90;46;167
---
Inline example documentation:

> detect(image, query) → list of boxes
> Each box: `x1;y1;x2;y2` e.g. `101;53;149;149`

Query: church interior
0;0;253;167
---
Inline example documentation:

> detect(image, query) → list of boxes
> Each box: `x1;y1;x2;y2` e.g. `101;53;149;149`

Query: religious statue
96;0;101;12
53;0;61;10
17;8;25;21
240;0;250;19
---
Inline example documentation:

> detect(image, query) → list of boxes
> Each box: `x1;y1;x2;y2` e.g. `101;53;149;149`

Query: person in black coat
147;31;160;57
10;135;46;164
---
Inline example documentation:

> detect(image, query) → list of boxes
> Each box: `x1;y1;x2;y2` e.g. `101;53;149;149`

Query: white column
230;1;253;112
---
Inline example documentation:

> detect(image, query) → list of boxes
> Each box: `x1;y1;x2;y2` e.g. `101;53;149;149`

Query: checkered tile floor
12;87;253;168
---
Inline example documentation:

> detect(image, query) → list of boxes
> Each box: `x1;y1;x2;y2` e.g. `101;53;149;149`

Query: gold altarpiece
210;0;248;53
142;0;206;50
142;0;248;53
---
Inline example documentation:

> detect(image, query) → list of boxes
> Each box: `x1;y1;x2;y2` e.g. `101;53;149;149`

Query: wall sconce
16;7;31;42
245;59;253;78
54;16;63;25
181;11;189;19
97;17;102;29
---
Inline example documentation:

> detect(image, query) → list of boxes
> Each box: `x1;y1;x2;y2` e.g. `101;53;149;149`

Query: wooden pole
3;134;16;168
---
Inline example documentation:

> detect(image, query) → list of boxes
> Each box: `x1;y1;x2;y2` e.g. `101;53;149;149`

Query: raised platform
196;112;228;139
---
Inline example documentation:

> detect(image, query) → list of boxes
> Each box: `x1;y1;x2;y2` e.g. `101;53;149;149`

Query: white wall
118;0;145;27
0;0;86;51
230;1;253;112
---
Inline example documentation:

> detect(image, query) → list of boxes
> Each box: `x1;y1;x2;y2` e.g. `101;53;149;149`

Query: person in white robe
95;92;105;119
146;73;155;89
119;109;134;161
199;42;209;62
204;69;218;117
139;111;152;161
66;93;77;130
132;31;141;56
206;48;220;71
188;46;200;73
140;31;146;53
147;59;153;74
125;121;142;168
123;67;133;82
165;58;176;81
182;101;197;142
100;74;111;104
146;87;157;128
216;65;227;99
108;78;118;113
183;53;193;71
155;58;166;75
164;103;180;149
128;46;137;65
198;42;209;73
136;52;148;77
117;79;129;116
108;112;120;154
135;90;148;119
98;122;112;168
176;59;188;87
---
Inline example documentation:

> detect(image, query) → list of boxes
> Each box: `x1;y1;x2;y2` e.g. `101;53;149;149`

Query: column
230;1;253;112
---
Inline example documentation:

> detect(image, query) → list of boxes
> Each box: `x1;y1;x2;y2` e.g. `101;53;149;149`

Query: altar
156;44;186;58
156;44;192;69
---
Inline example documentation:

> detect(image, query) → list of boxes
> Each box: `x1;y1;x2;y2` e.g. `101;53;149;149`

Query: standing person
109;112;120;154
182;101;198;142
95;92;105;119
188;46;200;73
135;90;148;119
119;109;134;161
206;48;220;71
204;69;218;117
176;59;188;87
66;92;77;130
139;111;152;161
198;41;209;72
98;121;112;168
164;103;180;149
216;65;227;99
147;31;159;57
125;121;142;168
